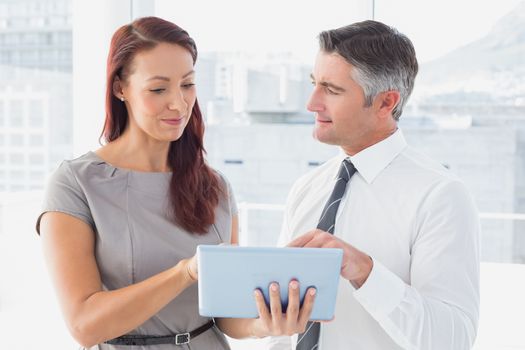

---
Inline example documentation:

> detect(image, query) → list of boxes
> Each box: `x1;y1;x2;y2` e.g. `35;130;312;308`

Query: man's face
308;50;377;155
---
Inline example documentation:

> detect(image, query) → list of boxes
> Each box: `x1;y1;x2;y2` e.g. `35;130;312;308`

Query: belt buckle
175;332;190;345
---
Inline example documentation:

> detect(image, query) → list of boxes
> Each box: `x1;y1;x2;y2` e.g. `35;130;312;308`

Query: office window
9;184;26;191
28;153;44;164
0;1;74;347
8;100;24;127
9;134;24;146
29;170;44;180
28;100;44;127
0;100;4;126
375;0;525;264
9;170;24;178
9;153;24;164
29;134;43;146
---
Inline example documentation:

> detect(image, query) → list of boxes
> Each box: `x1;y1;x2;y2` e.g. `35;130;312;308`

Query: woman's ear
112;75;125;101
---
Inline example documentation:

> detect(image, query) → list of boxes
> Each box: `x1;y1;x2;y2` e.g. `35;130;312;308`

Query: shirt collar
337;128;407;184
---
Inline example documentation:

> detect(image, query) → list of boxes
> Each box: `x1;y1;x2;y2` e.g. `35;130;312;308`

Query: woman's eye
150;88;165;94
182;83;195;89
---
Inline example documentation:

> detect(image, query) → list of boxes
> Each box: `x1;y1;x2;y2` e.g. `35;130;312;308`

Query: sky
155;0;523;64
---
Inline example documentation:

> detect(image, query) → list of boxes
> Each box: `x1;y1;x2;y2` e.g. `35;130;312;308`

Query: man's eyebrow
310;73;346;92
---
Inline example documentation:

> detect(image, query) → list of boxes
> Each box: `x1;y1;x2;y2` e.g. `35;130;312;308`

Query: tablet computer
197;245;343;320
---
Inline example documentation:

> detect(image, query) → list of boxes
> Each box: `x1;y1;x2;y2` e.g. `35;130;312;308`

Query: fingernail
290;281;298;290
254;290;260;297
271;283;278;292
309;288;317;296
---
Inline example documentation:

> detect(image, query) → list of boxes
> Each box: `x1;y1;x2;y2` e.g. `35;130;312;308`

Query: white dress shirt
269;129;480;350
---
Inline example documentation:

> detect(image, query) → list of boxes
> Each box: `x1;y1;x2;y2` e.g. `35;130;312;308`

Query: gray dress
36;151;236;350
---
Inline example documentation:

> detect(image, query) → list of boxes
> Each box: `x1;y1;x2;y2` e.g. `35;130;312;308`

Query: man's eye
326;87;338;95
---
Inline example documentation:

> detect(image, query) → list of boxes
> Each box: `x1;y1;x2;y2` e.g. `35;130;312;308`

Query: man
269;20;480;349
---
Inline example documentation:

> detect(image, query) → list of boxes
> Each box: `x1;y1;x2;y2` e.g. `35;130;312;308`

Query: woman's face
115;43;197;143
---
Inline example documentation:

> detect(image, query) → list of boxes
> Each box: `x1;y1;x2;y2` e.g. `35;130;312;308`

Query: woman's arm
231;214;239;245
40;212;196;348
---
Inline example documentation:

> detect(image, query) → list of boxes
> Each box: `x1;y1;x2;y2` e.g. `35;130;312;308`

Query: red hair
102;17;221;234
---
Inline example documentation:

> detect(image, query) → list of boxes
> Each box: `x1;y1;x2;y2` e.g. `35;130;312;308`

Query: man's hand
287;229;373;289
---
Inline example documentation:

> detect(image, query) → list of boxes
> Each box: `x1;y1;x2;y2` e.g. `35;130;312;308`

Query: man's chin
312;129;337;145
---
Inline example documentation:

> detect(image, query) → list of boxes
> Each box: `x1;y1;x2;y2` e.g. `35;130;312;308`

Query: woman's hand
181;254;198;282
250;280;317;337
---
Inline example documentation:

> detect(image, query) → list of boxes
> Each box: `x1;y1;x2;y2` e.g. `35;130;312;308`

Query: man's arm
289;180;480;349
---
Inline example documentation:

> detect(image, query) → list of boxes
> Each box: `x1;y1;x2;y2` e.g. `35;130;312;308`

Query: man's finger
287;230;319;247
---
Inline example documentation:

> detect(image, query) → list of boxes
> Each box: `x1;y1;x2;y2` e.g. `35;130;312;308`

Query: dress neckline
87;151;173;175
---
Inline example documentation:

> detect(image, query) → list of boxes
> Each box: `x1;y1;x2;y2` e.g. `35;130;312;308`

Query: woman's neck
97;130;171;172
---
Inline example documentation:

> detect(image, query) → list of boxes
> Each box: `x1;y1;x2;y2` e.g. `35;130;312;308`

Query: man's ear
112;75;124;100
376;90;400;119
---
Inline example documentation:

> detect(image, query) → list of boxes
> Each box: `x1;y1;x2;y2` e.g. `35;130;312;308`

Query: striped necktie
296;158;356;350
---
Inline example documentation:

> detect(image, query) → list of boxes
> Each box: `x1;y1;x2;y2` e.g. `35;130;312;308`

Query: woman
37;16;315;349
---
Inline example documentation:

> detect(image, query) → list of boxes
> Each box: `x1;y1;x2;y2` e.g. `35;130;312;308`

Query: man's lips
316;116;332;123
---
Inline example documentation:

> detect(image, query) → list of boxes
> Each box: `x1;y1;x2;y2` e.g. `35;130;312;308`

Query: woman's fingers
269;282;284;332
253;288;271;326
252;281;320;337
285;280;300;334
297;287;317;330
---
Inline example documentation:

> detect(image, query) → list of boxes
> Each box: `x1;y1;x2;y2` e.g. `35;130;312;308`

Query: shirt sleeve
353;179;480;350
35;161;95;234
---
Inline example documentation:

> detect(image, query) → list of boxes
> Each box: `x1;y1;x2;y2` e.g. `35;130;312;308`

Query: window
29;170;44;180
0;100;4;126
9;134;24;147
28;153;44;164
375;0;525;264
9;169;24;178
29;134;44;146
9;153;24;164
8;100;24;127
28;100;44;127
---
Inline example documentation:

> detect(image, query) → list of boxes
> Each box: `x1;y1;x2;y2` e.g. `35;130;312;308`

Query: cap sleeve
36;161;95;234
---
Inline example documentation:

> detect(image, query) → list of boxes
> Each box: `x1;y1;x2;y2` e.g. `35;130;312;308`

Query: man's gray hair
319;20;418;121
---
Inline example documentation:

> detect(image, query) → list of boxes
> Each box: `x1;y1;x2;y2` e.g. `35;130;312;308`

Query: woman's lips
161;117;184;125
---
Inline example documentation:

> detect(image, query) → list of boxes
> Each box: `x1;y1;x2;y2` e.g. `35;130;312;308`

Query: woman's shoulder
62;151;102;169
51;151;124;186
210;168;233;192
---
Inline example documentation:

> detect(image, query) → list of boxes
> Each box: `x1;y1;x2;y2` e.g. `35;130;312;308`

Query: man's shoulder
396;146;460;183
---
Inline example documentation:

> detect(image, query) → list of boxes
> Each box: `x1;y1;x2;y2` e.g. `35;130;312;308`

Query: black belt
104;320;215;346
